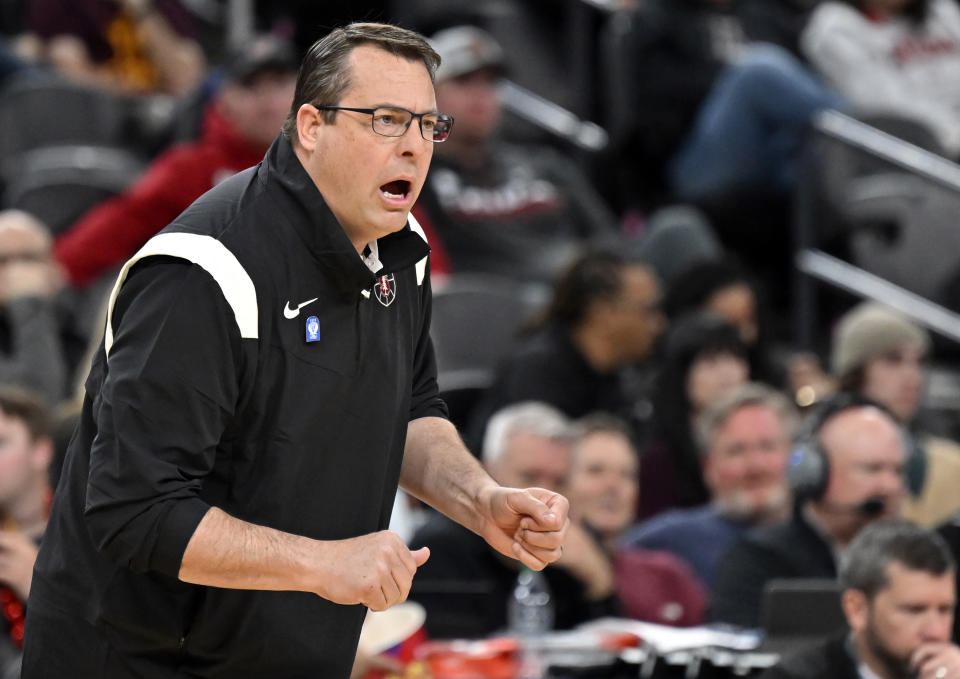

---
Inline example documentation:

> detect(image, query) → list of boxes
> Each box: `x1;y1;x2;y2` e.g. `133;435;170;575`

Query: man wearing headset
709;396;907;628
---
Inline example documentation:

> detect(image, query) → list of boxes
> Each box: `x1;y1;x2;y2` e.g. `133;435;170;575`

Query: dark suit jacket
758;635;859;679
709;509;836;628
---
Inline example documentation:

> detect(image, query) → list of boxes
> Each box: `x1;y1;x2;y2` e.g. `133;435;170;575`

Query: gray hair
482;402;572;465
839;520;955;600
569;412;638;462
281;22;440;143
694;382;799;456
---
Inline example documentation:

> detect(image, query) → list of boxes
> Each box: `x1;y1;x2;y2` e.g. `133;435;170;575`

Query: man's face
564;431;638;538
435;67;501;145
861;342;927;423
817;408;905;539
220;71;297;149
849;563;955;679
703;404;790;521
0;410;47;514
487;431;570;491
609;266;666;364
298;45;436;251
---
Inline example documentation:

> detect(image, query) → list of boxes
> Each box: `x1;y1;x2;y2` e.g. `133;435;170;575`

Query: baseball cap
429;26;506;81
223;35;298;85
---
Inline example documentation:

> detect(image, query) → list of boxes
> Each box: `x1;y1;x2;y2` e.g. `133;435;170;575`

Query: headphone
787;393;917;503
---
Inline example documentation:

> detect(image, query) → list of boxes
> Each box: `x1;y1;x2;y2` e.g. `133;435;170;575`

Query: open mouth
380;179;411;200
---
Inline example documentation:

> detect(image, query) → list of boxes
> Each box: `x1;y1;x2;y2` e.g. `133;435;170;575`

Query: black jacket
758;635;860;679
709;509;837;628
24;135;447;678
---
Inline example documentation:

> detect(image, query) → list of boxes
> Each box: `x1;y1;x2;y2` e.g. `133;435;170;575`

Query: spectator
832;302;960;527
0;387;53;679
710;397;906;628
566;414;707;626
759;520;958;679
21;0;206;97
615;0;846;203
624;383;797;588
0;211;68;406
663;259;783;386
54;35;298;288
801;0;960;159
467;251;666;452
409;402;617;639
639;312;750;519
411;25;622;283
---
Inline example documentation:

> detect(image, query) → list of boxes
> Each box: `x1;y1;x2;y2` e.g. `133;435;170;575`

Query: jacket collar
262;135;430;296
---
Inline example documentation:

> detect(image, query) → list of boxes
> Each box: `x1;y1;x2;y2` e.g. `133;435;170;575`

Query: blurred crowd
3;0;960;677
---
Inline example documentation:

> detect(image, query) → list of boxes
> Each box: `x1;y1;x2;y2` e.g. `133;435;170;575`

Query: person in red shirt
54;36;298;288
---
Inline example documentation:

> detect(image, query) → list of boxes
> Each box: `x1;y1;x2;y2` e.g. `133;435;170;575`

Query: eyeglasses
312;105;454;142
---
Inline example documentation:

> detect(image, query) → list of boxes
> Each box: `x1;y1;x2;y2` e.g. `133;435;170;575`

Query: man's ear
296;104;323;152
842;588;869;633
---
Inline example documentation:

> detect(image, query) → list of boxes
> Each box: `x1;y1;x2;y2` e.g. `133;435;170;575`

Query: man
623;382;797;588
832;301;960;527
411;25;621;283
0;387;53;678
710;399;906;628
467;250;666;450
54;35;299;288
0;210;69;406
760;520;960;679
411;402;615;639
23;23;568;679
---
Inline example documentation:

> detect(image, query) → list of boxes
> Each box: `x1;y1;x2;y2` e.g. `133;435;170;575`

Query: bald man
0;211;67;405
710;403;906;628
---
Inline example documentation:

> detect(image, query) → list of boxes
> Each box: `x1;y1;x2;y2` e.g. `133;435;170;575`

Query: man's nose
397;121;431;156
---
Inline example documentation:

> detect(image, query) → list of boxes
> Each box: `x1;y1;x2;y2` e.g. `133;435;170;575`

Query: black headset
787;393;914;503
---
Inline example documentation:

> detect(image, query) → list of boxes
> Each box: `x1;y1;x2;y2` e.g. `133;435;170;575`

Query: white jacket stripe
407;213;428;286
104;232;259;356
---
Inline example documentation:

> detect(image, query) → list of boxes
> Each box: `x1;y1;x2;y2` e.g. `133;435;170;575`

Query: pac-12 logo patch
374;274;396;307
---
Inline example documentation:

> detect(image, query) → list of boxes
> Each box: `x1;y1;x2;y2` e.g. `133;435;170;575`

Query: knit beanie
830;303;931;378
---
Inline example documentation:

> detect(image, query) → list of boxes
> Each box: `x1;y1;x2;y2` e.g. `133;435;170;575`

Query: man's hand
911;642;960;679
554;521;614;600
314;531;430;612
0;530;40;601
478;487;569;571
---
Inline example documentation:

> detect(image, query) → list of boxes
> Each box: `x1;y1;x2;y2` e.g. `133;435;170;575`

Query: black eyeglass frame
312;105;454;142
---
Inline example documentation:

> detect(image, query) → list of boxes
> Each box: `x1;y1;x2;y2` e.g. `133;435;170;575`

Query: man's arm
400;416;568;571
178;507;429;611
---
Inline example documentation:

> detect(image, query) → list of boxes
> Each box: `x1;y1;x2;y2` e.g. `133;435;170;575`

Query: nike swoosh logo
283;298;318;319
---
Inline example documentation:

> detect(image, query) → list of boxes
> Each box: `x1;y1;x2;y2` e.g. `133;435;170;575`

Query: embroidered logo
305;315;320;342
283;297;318;319
374;274;396;307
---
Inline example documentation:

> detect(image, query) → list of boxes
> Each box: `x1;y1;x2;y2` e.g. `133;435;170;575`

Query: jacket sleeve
408;257;448;422
83;257;244;577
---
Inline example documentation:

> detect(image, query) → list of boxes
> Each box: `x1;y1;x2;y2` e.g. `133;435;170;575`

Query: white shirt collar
362;240;383;274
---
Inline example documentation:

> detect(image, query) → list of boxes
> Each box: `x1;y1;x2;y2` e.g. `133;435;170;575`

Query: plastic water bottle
508;566;554;679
